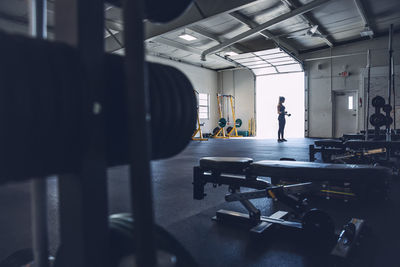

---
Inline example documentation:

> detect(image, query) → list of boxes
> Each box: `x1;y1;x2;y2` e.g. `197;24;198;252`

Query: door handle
352;114;357;116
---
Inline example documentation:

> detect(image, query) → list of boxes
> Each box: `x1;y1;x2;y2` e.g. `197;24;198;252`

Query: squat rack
214;94;242;138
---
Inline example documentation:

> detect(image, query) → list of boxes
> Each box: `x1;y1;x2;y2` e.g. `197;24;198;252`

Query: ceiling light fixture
360;26;374;37
225;51;238;57
179;29;197;41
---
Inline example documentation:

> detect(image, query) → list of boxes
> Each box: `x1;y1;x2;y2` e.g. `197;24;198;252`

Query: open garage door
229;48;304;138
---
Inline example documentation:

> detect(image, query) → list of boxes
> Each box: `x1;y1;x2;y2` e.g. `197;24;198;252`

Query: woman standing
277;96;287;142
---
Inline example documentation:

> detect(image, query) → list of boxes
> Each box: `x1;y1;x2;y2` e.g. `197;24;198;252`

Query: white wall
218;69;255;133
146;55;219;133
302;34;400;138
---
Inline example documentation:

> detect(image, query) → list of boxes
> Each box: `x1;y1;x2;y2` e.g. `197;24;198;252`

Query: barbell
218;118;242;128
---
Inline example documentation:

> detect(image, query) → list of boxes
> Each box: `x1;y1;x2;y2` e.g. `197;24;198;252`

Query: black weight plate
226;126;233;135
235;118;242;128
213;127;221;136
155;65;184;158
218;118;227;128
149;63;172;159
387;116;393;126
370;113;386;127
302;209;335;242
171;67;196;154
148;64;163;158
372;95;385;108
167;66;189;157
383;104;392;113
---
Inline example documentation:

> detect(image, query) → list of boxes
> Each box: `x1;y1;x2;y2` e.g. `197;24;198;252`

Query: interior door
334;91;357;138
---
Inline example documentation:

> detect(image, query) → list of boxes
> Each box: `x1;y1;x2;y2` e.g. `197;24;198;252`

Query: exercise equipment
192;90;208;141
193;157;366;253
0;0;197;266
331;218;365;258
248;118;256;136
218;118;227;128
212;94;242;138
212;95;228;138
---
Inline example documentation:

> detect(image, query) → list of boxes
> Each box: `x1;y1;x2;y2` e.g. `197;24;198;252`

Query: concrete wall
302;34;400;138
218;69;255;133
146;55;218;133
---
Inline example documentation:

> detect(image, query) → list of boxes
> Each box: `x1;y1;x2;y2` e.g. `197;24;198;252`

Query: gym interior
0;0;399;266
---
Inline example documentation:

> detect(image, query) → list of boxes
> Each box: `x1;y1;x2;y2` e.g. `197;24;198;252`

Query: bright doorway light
256;72;305;138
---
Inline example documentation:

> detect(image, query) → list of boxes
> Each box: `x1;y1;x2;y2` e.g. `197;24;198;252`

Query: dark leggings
278;117;286;139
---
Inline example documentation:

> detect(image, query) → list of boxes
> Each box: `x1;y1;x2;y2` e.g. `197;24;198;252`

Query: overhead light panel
179;33;197;41
225;51;238;57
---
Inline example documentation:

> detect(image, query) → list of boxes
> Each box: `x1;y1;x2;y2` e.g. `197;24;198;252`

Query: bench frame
193;166;312;234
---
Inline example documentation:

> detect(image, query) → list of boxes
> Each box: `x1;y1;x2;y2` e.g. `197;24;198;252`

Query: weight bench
194;157;391;203
309;139;345;162
193;157;367;257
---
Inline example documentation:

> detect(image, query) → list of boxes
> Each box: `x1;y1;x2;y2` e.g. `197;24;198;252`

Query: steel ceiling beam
229;11;301;64
105;0;266;52
201;0;331;61
154;37;239;67
145;0;266;40
280;0;334;47
187;25;248;53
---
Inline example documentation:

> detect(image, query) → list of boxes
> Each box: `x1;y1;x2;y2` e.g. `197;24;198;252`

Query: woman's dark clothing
278;104;286;140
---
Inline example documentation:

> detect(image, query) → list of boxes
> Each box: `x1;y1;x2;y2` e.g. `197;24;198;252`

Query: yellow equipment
212;94;242;138
192;90;208;141
248;118;255;136
213;94;228;138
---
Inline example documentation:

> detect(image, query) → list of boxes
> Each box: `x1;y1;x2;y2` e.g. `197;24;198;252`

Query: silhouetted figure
277;96;287;142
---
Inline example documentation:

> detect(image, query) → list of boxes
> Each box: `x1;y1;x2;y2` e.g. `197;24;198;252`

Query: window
348;96;353;110
198;93;209;119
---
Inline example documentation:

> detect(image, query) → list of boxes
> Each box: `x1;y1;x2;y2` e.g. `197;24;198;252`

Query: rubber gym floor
0;138;399;266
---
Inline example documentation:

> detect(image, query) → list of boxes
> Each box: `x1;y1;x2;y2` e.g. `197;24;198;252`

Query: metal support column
365;49;371;140
55;0;108;266
122;0;157;266
387;24;394;141
28;0;49;266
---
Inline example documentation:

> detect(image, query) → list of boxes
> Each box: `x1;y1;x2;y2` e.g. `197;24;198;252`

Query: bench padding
250;160;391;180
200;157;253;173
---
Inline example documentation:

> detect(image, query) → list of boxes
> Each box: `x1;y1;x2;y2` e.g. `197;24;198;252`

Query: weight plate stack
104;56;196;161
